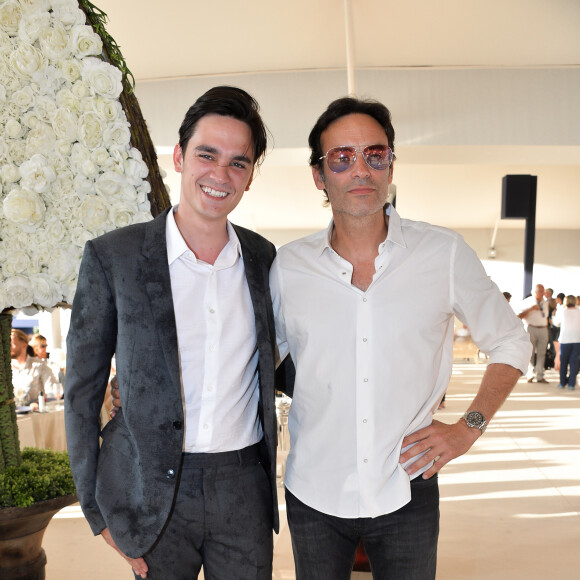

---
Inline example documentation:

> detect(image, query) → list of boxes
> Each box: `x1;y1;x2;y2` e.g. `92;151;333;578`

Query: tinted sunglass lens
363;146;390;170
327;147;355;173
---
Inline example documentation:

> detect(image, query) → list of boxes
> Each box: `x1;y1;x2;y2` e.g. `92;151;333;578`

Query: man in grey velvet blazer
65;87;283;579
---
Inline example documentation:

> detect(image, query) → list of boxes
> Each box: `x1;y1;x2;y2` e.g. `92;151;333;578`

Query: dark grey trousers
137;443;273;580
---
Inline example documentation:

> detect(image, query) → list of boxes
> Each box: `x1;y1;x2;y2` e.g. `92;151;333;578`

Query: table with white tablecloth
17;401;66;451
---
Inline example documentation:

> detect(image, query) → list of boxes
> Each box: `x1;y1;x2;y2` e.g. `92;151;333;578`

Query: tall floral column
0;0;170;475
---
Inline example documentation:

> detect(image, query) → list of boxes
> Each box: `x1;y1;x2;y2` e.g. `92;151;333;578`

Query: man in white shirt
66;87;282;579
270;96;532;579
517;283;550;383
10;329;61;406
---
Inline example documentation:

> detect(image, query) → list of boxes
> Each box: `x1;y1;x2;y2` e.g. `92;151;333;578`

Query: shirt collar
166;205;241;266
318;204;407;257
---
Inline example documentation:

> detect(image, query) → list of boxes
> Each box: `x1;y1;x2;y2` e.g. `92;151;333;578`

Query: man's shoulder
276;229;326;258
232;224;276;258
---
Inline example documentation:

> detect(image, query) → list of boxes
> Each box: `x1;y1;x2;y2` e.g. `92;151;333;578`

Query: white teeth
201;186;228;198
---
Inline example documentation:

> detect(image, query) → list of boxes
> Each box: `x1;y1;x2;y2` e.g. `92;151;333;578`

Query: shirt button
364;378;369;383
166;469;175;479
363;459;368;463
203;424;209;430
363;419;368;424
172;421;183;430
362;337;367;342
209;308;215;314
209;346;215;352
363;298;367;302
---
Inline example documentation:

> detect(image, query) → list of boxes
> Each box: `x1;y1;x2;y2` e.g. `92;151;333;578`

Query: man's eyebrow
194;145;252;165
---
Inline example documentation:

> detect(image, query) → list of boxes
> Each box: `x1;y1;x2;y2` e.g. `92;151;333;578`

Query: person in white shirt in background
552;295;580;389
518;284;550;383
270;96;532;580
29;334;65;397
10;329;61;406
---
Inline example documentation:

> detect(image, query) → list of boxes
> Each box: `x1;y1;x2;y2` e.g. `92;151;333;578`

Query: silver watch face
466;411;485;428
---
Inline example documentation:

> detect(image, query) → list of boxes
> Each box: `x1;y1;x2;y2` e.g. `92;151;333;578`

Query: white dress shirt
270;205;531;519
553;307;580;343
166;207;261;453
519;295;548;327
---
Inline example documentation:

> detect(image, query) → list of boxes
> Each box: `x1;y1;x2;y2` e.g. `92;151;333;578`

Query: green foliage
0;448;76;508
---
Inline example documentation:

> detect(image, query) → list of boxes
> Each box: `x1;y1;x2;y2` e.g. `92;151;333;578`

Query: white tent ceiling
95;0;580;234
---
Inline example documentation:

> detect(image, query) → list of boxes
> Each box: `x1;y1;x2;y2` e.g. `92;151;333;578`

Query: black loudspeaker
501;175;537;219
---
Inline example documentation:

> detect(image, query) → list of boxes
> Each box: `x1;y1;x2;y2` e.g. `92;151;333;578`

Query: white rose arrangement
0;0;153;312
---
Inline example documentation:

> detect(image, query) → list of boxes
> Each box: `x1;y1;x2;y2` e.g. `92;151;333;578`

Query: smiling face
312;113;393;220
173;114;255;228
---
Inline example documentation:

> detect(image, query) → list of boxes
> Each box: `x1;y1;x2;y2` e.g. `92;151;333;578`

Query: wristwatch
461;410;487;434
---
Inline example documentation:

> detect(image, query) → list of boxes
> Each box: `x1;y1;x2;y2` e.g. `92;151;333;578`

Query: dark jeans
560;342;580;387
286;474;439;580
138;443;273;580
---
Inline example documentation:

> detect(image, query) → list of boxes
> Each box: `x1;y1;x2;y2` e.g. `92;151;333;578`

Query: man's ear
245;169;254;191
312;165;326;190
173;144;183;173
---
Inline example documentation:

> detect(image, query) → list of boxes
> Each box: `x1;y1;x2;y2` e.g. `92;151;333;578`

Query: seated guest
10;329;61;406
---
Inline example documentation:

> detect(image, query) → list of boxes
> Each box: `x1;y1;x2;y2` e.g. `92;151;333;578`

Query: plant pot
0;494;77;579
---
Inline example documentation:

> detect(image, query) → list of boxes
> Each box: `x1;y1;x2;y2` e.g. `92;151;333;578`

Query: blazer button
166;469;175;479
172;421;183;430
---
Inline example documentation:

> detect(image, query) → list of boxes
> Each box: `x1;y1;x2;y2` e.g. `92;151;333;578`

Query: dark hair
557;292;565;301
308;96;396;171
178;86;268;167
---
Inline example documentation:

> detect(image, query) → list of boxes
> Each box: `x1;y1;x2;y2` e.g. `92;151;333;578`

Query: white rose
52;106;78;142
124;152;150;185
60;58;82;83
38;21;70;62
51;1;86;29
42;216;67;244
110;201;138;228
22;109;42;129
31;63;62;97
0;0;22;35
82;58;123;99
4;275;34;309
72;173;94;198
30;273;62;308
7;139;26;165
9;42;45;77
55;139;72;157
92;97;124;122
11;85;35;112
71;141;91;167
133;209;153;224
0;163;20;184
71;79;90;99
55;87;80;111
17;10;50;45
0;284;8;313
78;111;104;150
94;170;126;199
92;146;111;167
103;120;131;148
25;122;56;157
70;25;103;58
2;248;30;275
80;194;109;232
48;246;77;282
4;117;25;139
3;187;46;232
33;95;57;123
61;279;77;305
19;154;57;194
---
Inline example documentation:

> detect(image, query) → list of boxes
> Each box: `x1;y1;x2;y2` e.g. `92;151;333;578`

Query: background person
518;283;550;383
553;295;580;390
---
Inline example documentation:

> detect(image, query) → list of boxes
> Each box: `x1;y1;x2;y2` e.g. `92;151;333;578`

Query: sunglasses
319;144;395;173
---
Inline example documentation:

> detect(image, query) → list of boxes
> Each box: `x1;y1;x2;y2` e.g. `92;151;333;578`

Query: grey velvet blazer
65;207;280;558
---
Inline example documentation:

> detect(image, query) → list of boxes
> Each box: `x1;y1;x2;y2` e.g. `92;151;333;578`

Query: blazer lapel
141;208;181;392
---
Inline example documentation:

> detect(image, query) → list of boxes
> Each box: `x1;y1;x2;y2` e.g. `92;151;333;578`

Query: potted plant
0;1;169;577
